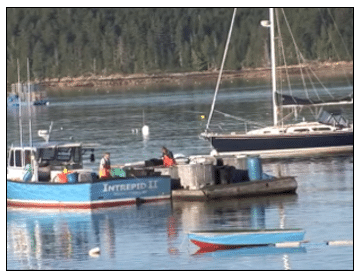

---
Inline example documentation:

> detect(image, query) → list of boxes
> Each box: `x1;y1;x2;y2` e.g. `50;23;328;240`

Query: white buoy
275;241;302;248
89;247;100;257
142;125;149;136
327;240;353;246
141;109;149;138
131;128;139;134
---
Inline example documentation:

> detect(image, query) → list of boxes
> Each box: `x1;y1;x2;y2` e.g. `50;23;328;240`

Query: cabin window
293;128;310;133
73;147;81;163
312;127;331;131
39;148;55;160
15;150;22;167
57;147;71;161
24;150;31;165
9;150;14;167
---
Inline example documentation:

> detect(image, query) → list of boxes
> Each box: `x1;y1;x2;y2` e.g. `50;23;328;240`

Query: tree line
7;8;353;85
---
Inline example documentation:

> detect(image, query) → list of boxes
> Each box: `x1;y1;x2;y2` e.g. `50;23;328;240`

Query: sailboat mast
269;8;278;126
17;59;23;149
27;58;33;148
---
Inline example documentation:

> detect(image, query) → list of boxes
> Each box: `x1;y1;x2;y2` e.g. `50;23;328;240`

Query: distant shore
40;60;353;91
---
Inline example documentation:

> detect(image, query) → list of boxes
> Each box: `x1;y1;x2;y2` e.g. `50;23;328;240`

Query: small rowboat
188;228;305;250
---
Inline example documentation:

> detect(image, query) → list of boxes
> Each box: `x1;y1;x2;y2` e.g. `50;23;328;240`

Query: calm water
6;83;353;270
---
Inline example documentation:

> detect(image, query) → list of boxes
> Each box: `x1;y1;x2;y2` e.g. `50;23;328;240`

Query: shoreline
39;61;353;91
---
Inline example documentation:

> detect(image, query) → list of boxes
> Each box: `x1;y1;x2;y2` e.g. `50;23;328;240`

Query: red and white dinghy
188;228;305;250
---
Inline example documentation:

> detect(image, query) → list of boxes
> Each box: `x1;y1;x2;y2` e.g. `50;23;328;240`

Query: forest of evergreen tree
7;8;353;85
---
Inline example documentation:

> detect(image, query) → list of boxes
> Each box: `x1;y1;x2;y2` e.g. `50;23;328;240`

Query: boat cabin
247;121;338;135
286;123;337;134
7;142;93;182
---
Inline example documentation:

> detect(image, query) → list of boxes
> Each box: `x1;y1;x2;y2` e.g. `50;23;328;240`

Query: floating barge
159;154;298;201
171;176;297;201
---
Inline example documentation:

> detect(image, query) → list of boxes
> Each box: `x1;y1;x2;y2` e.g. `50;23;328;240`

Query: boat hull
188;229;305;249
208;131;353;155
7;176;171;209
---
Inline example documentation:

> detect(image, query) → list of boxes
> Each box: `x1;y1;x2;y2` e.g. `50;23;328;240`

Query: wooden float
172;176;297;201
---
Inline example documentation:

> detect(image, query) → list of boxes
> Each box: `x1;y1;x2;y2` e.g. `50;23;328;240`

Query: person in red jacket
99;152;111;178
162;147;176;167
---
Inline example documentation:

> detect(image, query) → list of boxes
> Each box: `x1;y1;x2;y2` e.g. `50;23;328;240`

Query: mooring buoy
89;247;100;257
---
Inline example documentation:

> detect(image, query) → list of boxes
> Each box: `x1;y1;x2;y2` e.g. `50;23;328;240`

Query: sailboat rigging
202;8;353;157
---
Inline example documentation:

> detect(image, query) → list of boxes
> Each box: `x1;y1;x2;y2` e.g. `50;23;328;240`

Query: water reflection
193;245;306;257
7;202;172;270
7;192;300;269
7;211;91;269
171;194;299;232
170;194;304;270
166;215;179;256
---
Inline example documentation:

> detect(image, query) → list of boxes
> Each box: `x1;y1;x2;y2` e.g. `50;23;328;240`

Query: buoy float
327;240;353;246
142;125;149;136
275;241;302;248
274;240;353;248
89;247;100;257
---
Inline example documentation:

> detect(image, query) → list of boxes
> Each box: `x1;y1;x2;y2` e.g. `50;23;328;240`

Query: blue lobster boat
7;130;171;209
7;176;171;209
188;228;305;250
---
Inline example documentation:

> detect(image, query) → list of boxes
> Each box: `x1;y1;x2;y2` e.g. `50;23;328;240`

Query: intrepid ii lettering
103;182;149;193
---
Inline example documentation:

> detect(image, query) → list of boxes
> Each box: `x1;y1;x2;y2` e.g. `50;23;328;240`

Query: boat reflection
170;193;302;270
7;210;93;269
7;202;172;269
166;215;180;256
7;192;300;269
171;193;299;232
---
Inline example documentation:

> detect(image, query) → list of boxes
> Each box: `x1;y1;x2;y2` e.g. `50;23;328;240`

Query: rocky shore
40;61;353;91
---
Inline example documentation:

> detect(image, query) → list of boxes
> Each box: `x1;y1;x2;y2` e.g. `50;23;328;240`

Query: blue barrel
247;156;263;181
67;172;79;183
23;172;33;182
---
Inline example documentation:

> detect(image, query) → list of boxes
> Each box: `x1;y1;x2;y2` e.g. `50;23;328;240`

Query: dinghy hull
188;229;305;249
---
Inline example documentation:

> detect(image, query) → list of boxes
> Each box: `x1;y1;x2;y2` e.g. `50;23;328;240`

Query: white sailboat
201;8;353;157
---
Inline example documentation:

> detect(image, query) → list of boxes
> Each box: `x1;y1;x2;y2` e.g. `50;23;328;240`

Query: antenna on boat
38;122;53;143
